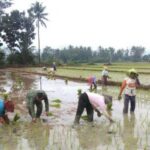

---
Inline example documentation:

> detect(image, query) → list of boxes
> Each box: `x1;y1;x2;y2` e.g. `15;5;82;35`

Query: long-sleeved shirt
0;99;5;117
86;92;106;112
86;92;113;122
120;77;139;96
26;90;49;118
101;69;109;77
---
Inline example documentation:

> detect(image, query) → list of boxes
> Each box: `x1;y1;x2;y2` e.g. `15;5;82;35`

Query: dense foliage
0;0;149;66
41;45;150;64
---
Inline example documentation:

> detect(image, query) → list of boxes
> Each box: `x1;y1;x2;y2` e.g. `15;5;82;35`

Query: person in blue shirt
0;99;14;124
87;76;97;91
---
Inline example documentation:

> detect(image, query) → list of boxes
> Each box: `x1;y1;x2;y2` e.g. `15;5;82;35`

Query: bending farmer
87;76;97;91
0;99;14;124
26;90;49;122
118;69;140;114
74;92;114;124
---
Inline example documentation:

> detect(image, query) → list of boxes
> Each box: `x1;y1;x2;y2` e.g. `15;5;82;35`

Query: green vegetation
107;103;113;111
52;99;61;103
50;103;61;108
10;63;150;86
81;115;88;121
47;112;53;116
2;93;9;100
13;113;20;122
77;89;82;96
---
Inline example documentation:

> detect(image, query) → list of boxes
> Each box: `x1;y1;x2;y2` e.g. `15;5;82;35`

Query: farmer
101;66;111;86
74;92;114;124
26;90;49;122
52;62;57;71
0;99;14;124
87;76;97;91
118;69;140;114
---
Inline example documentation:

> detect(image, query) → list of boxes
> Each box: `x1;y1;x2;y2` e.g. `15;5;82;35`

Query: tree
130;46;145;61
0;0;12;47
1;10;35;64
0;49;5;65
28;1;48;64
114;49;124;61
143;54;150;62
0;0;12;17
41;46;54;63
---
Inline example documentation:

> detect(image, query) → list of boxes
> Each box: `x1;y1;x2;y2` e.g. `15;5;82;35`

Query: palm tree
28;1;48;64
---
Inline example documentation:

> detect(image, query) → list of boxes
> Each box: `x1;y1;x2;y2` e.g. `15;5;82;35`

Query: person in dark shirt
26;90;49;122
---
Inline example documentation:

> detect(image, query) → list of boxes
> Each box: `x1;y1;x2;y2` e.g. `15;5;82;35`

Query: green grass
52;99;61;103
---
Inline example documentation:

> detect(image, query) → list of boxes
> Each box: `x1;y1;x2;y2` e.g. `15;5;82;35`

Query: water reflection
0;71;150;149
23;122;50;150
75;125;112;150
122;114;138;150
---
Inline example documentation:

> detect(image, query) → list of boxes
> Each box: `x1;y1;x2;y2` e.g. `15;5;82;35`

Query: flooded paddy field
0;71;150;150
15;67;150;85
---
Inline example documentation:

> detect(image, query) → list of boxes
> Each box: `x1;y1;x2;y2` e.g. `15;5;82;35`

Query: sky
8;0;150;52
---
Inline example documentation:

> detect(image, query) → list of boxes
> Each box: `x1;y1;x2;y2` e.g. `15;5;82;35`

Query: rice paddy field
0;63;150;150
10;62;150;85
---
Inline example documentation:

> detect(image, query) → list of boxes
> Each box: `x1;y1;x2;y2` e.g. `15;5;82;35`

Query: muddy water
0;72;150;150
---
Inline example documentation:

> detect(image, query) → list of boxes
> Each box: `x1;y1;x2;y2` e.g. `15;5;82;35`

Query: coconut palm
28;1;48;64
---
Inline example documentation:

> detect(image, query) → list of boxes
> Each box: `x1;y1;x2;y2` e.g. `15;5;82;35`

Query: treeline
0;0;150;66
41;46;150;65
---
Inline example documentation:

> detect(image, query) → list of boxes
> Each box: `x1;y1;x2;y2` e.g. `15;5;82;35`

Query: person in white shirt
118;69;140;114
101;66;111;86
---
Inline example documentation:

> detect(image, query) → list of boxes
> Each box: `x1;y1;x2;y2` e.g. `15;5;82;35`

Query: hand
45;112;48;116
32;118;36;123
110;119;115;123
97;112;101;117
0;117;5;124
118;95;122;100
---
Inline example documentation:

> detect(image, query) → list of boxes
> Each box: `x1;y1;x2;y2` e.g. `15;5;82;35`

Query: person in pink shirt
74;92;114;124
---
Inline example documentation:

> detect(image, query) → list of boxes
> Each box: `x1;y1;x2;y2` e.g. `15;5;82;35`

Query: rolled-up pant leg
123;95;130;114
130;96;136;112
74;93;89;123
85;98;94;122
76;94;86;116
36;102;43;118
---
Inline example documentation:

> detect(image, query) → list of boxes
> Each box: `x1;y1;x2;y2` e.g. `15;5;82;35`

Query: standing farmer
26;90;49;122
118;69;140;114
101;66;111;86
74;92;114;124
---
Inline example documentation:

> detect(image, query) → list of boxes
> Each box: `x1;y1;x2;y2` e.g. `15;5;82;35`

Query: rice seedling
77;89;82;96
65;78;68;84
2;93;9;100
81;115;88;121
12;113;20;124
107;103;113;111
47;112;54;116
50;103;61;108
52;99;61;103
